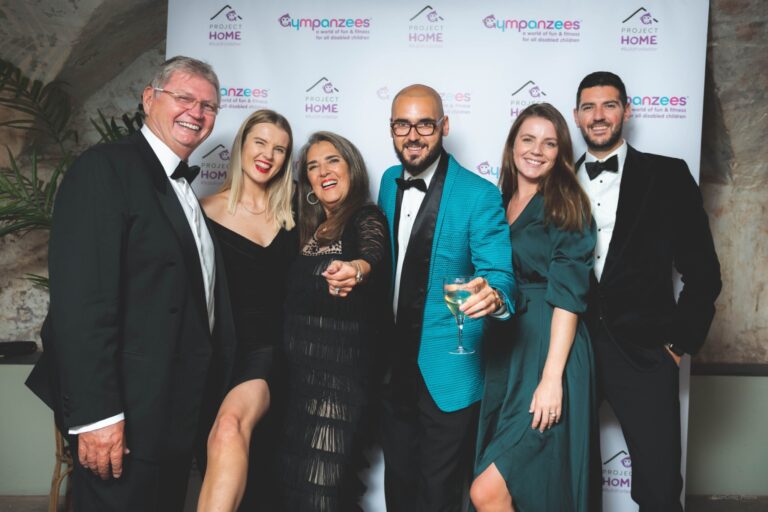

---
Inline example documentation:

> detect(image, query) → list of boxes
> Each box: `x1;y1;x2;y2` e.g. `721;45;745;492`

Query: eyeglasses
153;88;219;115
390;117;445;136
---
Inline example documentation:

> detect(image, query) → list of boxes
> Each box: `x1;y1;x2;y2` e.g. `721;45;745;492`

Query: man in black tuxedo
573;71;721;511
26;56;237;511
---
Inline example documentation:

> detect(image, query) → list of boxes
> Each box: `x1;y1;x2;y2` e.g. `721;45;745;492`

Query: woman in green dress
470;103;597;512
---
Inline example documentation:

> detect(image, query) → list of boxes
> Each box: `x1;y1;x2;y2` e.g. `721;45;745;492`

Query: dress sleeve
352;204;391;274
545;218;596;314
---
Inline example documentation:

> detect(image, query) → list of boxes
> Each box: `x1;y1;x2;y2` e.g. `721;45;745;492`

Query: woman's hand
529;376;563;432
322;259;369;298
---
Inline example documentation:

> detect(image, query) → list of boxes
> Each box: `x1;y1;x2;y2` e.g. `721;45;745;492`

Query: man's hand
78;420;128;479
664;345;682;367
460;277;502;319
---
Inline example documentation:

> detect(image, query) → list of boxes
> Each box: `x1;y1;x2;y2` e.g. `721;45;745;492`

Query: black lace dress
278;204;391;511
209;220;297;511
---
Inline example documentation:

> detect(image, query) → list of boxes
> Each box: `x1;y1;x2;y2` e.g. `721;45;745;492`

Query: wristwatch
665;343;685;357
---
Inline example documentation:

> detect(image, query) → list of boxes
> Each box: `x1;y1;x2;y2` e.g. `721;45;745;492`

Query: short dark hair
576;71;627;107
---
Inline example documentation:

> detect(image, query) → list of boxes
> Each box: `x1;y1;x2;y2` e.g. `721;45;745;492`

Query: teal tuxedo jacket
378;153;515;412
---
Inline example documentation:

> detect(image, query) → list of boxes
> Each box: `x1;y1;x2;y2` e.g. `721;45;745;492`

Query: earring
306;190;319;205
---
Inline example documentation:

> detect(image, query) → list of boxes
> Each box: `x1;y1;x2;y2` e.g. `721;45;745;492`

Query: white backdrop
167;1;709;509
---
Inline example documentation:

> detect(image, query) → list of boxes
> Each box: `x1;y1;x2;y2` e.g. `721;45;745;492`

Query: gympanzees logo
620;7;660;50
476;161;500;180
305;77;340;119
482;13;581;44
208;5;244;46
439;90;471;116
278;12;371;41
198;144;230;184
218;85;269;111
408;5;445;48
628;92;688;120
602;450;632;493
509;80;547;118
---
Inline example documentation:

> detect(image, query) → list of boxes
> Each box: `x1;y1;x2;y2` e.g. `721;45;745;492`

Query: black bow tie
170;161;201;184
585;155;618;181
396;177;427;192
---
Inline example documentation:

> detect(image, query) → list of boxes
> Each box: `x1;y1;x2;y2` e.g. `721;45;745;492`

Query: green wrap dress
475;193;597;511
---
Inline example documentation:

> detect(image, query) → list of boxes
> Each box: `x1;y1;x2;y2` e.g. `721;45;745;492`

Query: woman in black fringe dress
278;131;391;511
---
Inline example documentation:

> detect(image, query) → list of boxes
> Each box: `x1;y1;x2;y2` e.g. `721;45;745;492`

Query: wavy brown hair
498;103;590;232
296;131;370;247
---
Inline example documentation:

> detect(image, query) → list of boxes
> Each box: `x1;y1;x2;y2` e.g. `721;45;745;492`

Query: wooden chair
49;426;73;512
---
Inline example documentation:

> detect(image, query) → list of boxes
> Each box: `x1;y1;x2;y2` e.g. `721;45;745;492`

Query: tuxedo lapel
135;134;209;332
601;145;655;281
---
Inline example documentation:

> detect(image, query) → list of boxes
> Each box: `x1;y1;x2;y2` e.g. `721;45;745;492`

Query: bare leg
197;379;270;512
470;463;515;512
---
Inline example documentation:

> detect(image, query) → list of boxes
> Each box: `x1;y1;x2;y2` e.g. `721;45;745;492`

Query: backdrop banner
167;1;709;509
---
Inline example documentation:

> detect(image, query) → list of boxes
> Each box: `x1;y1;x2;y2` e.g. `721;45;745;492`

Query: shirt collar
141;125;183;178
585;139;628;173
403;154;441;187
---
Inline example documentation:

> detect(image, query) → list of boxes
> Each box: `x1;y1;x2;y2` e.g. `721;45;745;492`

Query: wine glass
443;276;476;355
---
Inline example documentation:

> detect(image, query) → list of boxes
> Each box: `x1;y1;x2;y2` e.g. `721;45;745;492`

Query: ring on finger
334;286;341;295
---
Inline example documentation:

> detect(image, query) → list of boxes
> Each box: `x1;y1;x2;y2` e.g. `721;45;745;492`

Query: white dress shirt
393;157;440;318
576;140;628;281
69;127;216;435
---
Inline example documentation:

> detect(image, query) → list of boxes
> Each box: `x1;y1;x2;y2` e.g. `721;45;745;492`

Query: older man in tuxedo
26;56;237;511
573;71;721;511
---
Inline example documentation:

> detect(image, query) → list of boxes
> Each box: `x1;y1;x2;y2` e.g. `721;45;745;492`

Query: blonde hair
220;109;295;230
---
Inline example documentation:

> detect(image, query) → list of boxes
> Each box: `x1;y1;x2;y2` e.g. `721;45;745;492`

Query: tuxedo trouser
380;371;479;512
591;323;684;512
69;435;192;512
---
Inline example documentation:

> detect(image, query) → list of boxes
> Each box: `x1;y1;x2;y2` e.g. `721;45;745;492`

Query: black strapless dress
210;220;297;511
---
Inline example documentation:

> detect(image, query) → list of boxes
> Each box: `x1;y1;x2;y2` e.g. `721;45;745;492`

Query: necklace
239;201;267;215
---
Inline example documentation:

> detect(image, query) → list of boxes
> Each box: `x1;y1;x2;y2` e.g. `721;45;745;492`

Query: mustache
403;142;426;149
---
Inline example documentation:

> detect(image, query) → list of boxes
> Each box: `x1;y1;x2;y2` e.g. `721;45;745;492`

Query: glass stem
457;318;464;349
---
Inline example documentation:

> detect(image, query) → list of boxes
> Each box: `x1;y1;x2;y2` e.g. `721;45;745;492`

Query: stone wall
0;1;766;363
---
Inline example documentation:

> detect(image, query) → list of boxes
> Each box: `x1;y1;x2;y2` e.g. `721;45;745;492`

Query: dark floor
1;495;767;511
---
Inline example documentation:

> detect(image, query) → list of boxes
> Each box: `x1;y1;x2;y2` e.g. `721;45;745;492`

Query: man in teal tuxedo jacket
377;84;515;511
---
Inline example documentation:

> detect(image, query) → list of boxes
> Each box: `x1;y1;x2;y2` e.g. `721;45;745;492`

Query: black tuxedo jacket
579;145;721;363
26;132;237;461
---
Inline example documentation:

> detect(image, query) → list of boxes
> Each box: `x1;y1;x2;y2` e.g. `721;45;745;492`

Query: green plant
0;58;144;287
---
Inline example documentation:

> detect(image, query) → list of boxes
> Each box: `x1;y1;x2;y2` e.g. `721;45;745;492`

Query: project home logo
602;450;632;493
278;12;371;41
621;7;660;50
208;4;244;46
199;144;230;183
409;5;445;47
509;80;547;118
305;77;341;118
482;14;581;44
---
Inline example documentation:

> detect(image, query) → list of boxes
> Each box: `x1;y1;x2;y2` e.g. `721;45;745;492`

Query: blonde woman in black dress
198;109;296;511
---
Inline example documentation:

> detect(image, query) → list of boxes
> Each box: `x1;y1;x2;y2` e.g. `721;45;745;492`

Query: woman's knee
208;413;245;449
470;470;511;510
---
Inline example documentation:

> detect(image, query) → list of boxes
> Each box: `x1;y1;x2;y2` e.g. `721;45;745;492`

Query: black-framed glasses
153;88;219;116
390;116;445;136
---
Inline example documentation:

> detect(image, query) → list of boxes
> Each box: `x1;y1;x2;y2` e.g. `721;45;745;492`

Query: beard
580;121;624;153
393;136;443;176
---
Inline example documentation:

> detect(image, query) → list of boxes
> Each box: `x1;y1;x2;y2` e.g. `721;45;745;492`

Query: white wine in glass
443;276;476;355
